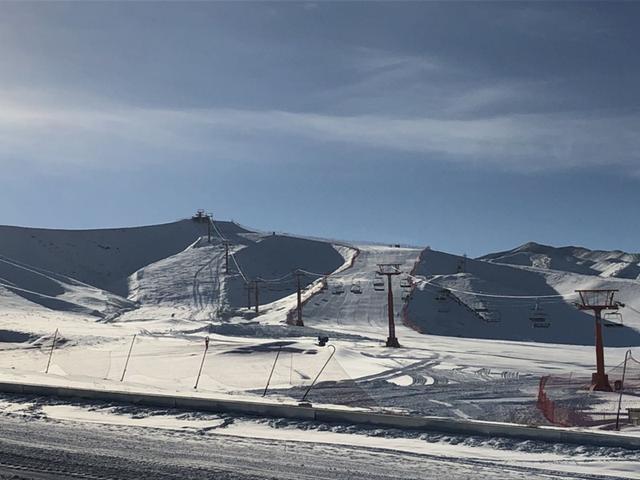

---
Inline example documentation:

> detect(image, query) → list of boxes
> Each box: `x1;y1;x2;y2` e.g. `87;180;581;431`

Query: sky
1;1;639;257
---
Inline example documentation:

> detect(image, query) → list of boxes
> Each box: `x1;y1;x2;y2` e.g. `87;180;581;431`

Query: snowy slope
0;255;134;319
481;241;640;279
0;219;217;295
126;231;350;324
406;248;640;346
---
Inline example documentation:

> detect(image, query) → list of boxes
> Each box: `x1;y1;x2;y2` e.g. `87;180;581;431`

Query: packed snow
1;216;640;478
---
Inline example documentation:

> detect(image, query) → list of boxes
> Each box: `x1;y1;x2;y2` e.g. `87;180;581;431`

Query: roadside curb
1;380;638;450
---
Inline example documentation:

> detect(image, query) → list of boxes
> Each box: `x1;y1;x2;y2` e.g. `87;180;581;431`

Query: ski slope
482;241;640;279
302;245;420;337
1;216;640;457
406;248;640;346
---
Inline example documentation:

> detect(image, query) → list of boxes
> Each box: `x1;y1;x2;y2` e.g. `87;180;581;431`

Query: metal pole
45;328;58;374
262;346;282;397
387;275;395;341
194;336;210;389
224;242;229;274
301;345;336;403
290;351;293;385
296;271;304;327
593;309;611;390
120;334;137;382
247;282;252;309
615;349;632;430
254;280;259;315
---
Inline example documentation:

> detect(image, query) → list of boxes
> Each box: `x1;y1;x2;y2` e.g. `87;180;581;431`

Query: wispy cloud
1;89;639;174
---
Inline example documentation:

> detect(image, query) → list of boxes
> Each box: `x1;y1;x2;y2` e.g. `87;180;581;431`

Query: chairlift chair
529;300;550;328
435;289;449;302
350;282;363;294
473;300;489;313
373;278;385;291
603;312;624;328
482;310;501;323
332;283;345;295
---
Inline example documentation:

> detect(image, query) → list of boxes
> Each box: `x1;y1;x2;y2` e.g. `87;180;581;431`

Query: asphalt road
0;412;617;480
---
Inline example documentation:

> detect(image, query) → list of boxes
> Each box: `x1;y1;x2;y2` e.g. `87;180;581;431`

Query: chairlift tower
223;241;231;274
377;264;402;348
575;289;620;392
294;270;305;327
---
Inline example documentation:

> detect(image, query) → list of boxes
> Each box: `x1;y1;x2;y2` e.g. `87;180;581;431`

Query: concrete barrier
1;380;639;450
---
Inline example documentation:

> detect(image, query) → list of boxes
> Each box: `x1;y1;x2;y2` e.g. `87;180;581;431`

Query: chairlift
435;289;449;302
350;282;363;294
332;283;345;295
400;277;412;288
483;310;501;323
473;300;489;313
373;278;385;291
603;311;624;328
529;300;550;328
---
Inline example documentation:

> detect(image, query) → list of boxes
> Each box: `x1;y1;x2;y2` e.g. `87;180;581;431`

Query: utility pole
576;289;620;391
223;241;230;274
206;213;212;243
378;264;402;348
254;279;260;315
294;270;304;327
246;282;252;310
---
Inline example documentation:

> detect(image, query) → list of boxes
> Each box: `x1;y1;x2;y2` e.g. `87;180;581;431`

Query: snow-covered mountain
405;247;640;346
0;219;215;295
480;241;640;279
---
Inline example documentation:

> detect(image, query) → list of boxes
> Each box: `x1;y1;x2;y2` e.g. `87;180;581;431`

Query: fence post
45;329;59;374
262;346;282;397
194;336;210;389
615;349;632;431
120;334;137;382
301;344;336;403
290;352;294;385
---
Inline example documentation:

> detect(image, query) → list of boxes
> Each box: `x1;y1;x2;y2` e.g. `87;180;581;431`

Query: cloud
1;89;639;174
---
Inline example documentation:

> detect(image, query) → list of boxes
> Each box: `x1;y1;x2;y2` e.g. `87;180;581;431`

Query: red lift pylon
377;264;402;348
575;289;620;392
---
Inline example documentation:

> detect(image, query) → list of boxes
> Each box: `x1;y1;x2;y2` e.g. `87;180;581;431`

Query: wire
257;272;294;283
412;274;578;300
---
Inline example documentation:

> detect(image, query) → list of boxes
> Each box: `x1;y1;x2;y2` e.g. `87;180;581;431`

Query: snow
406;248;640;345
1;217;640;477
482;241;640;280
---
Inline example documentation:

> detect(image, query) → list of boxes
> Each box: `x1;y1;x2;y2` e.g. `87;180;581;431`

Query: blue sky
1;1;639;256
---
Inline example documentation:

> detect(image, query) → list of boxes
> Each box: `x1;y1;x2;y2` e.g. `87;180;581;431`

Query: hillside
405;248;640;346
480;241;640;279
0;219;247;296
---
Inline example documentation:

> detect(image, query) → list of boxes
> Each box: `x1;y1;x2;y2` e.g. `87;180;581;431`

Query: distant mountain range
480;242;640;280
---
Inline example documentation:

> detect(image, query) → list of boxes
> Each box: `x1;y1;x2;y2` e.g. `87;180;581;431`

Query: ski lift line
413;275;578;299
419;281;565;304
230;253;249;284
257;272;295;283
296;269;329;278
624;304;640;316
209;217;227;242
